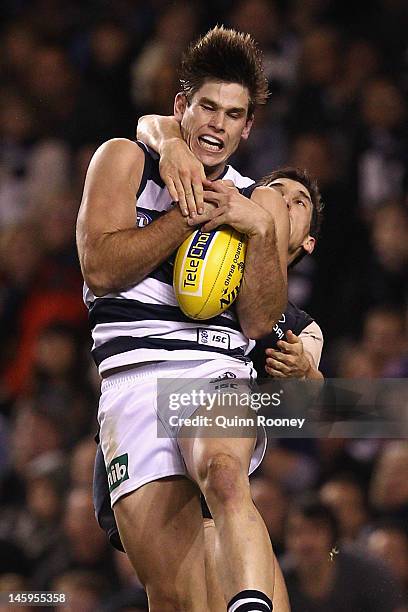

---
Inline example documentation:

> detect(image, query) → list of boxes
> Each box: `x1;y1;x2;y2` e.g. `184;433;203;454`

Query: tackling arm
192;183;289;339
137;115;206;216
237;186;289;339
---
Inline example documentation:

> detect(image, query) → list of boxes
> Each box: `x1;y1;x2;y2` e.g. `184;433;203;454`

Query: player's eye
201;104;213;111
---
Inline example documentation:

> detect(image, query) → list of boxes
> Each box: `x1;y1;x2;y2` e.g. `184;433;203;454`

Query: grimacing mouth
198;134;224;152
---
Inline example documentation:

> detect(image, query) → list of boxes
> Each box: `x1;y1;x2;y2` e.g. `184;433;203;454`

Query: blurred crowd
0;0;408;610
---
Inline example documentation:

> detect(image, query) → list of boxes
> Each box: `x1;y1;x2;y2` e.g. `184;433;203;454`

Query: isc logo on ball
178;231;216;297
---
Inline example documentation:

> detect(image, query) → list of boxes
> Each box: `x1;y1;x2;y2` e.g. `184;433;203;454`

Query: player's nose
209;111;225;131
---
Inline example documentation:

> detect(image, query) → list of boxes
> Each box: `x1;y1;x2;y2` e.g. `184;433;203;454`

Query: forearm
237;228;287;339
83;207;191;296
137;115;181;154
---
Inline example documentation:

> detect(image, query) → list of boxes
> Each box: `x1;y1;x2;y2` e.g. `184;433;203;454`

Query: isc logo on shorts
107;454;129;493
197;328;231;349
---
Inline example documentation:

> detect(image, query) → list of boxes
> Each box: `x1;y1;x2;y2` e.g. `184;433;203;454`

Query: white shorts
98;358;267;506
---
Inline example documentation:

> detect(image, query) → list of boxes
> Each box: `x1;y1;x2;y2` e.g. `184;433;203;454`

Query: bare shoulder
89;138;144;172
78;139;145;242
95;137;142;157
83;138;145;197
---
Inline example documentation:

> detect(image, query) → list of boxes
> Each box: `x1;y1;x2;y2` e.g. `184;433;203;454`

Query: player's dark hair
179;26;268;116
256;167;324;268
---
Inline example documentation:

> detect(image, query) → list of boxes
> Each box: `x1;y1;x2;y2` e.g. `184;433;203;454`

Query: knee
200;452;249;506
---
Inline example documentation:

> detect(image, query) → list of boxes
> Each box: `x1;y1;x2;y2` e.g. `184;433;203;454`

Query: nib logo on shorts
107;454;129;493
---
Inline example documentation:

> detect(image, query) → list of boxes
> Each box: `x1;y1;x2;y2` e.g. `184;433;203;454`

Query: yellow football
174;226;247;320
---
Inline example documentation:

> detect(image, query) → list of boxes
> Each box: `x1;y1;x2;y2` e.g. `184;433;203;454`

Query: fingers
179;166;208;217
192;181;204;214
186;206;218;228
276;332;302;354
265;358;291;377
265;365;287;378
202;178;213;188
276;340;300;354
266;347;292;359
210;179;237;192
286;330;300;343
173;177;188;216
165;170;208;217
266;350;296;368
194;167;207;214
185;207;226;232
165;177;179;206
200;209;227;232
203;190;224;205
180;173;198;218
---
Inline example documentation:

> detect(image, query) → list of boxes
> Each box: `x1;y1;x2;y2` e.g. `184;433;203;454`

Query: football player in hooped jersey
90;168;325;611
92;167;325;611
77;27;292;612
137;102;326;381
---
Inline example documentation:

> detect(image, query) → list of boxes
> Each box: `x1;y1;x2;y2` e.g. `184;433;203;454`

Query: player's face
267;178;315;262
174;81;253;179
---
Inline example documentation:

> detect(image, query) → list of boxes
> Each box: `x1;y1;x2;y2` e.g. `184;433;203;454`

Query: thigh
178;397;257;485
169;358;265;481
114;476;208;605
99;372;188;507
179;431;255;486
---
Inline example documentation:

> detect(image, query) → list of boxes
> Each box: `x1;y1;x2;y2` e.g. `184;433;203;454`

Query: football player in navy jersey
78;27;296;612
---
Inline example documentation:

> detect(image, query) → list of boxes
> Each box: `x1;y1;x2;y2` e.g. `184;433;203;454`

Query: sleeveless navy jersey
250;301;314;377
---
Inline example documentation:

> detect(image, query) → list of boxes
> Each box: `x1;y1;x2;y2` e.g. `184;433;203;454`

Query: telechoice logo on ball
178;231;216;297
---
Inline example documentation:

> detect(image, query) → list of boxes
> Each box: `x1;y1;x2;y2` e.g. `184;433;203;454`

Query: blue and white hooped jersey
83;141;255;375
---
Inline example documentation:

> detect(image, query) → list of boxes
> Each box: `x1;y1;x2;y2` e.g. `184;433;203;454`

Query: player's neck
204;162;227;181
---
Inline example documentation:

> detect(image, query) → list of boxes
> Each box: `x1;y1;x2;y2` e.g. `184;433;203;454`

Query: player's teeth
205;136;221;144
199;137;221;151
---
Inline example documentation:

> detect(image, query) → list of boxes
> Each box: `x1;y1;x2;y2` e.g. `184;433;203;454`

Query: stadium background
0;0;407;610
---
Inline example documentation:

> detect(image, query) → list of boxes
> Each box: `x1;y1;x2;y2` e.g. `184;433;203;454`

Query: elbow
83;268;113;297
81;249;117;296
89;284;110;298
241;321;273;341
269;295;287;327
85;276;111;297
246;329;268;341
241;307;287;340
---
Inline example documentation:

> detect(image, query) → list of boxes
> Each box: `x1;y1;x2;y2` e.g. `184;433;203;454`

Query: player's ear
241;114;254;140
302;235;315;255
174;93;187;121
